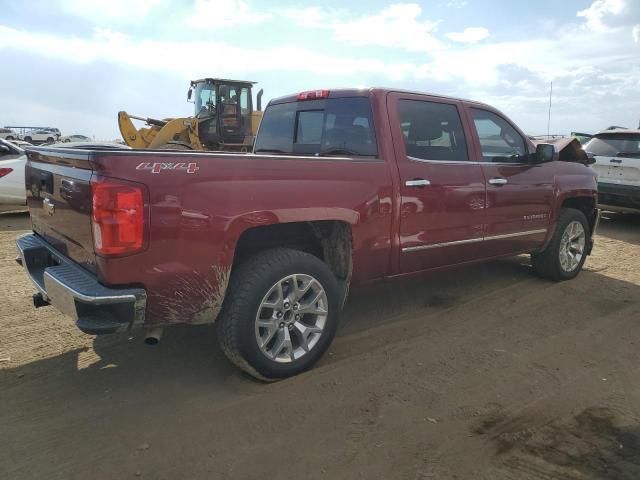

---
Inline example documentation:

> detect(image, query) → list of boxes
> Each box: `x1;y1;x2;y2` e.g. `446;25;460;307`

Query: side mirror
187;87;193;102
0;145;10;153
585;151;596;165
535;143;555;163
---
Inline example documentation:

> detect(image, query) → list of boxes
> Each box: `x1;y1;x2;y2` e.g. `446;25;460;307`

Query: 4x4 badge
136;162;200;174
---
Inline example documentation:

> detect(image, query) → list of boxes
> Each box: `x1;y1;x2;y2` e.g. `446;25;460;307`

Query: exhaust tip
144;327;163;346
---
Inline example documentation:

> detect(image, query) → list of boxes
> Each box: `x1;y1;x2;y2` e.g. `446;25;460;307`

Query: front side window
397;100;468;162
254;97;377;157
471;109;528;163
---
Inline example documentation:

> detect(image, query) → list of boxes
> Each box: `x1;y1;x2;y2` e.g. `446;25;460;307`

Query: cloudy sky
1;0;639;139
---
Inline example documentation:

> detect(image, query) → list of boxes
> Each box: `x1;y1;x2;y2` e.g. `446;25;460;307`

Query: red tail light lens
0;168;13;178
91;178;145;256
297;89;330;101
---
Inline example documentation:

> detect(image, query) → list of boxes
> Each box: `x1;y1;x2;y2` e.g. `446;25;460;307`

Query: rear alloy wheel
218;248;340;380
24;136;32;142
531;208;589;281
46;137;54;144
255;274;328;363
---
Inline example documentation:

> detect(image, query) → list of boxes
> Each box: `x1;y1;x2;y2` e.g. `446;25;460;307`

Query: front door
465;107;553;257
388;93;487;273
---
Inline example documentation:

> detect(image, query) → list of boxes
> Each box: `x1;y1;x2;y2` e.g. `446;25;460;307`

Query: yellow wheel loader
118;78;264;151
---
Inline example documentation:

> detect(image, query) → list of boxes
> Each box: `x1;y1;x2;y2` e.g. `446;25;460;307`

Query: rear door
26;148;96;272
464;107;552;256
388;93;487;273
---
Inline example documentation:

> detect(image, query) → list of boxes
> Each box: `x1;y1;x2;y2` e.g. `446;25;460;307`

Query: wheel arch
232;220;353;304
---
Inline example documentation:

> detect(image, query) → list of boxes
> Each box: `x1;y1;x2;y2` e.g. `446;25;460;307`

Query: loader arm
118;111;157;148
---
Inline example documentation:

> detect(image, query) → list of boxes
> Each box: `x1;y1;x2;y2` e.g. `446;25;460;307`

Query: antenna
547;81;553;138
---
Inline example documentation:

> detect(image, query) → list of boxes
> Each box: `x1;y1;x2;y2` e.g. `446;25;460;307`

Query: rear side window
255;97;377;157
397;100;468;162
585;134;640;158
471;109;528;163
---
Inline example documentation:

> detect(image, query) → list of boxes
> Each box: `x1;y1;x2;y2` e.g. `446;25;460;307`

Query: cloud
286;3;444;53
184;0;271;29
446;1;468;8
59;0;164;21
633;24;640;42
445;27;489;43
577;0;625;31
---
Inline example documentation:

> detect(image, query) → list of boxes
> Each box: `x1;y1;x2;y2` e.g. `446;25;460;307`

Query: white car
0;128;19;141
0;139;26;206
585;129;640;212
23;129;61;144
61;134;91;142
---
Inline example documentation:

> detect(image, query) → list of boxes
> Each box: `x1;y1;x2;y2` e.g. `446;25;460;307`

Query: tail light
0;168;13;178
91;177;145;256
297;89;330;101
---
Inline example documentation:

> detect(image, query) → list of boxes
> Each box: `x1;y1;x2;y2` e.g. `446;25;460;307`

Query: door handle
488;178;508;186
405;178;431;187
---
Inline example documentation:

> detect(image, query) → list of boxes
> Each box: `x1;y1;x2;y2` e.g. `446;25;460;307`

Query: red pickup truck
17;88;599;380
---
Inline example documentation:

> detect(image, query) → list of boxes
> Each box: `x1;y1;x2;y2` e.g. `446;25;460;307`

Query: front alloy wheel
559;220;586;273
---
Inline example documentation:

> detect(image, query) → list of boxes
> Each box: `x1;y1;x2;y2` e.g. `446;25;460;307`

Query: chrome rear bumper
16;233;146;334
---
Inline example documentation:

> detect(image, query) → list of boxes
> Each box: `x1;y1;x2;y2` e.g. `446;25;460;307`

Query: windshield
194;82;216;117
585;134;640;158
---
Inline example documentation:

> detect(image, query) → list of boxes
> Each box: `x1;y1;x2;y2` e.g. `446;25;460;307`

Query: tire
24;136;32;142
531;208;589;281
6;136;14;141
64;139;70;143
46;137;54;143
218;248;340;381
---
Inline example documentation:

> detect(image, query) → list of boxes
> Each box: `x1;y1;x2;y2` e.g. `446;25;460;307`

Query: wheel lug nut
288;324;293;330
279;322;285;328
277;312;283;318
284;302;290;309
295;314;300;320
293;304;299;310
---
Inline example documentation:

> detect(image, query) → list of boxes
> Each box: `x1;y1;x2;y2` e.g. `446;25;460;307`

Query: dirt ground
1;211;639;480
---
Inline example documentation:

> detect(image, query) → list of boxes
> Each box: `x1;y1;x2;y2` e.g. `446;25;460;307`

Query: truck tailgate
25;148;96;273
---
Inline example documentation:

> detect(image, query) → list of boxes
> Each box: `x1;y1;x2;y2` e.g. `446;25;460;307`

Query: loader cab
188;78;261;151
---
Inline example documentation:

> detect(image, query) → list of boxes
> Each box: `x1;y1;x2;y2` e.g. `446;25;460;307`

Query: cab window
397;100;469;162
471;109;528;163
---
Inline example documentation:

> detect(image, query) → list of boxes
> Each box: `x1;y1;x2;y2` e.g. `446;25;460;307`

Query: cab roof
190;78;256;86
269;87;493;109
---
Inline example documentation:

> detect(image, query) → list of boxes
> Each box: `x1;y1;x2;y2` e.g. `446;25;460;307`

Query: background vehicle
8;140;33;148
118;77;264;151
585;128;640;212
18;88;599;381
23;128;61;144
61;134;91;143
0;139;26;206
0;128;19;140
